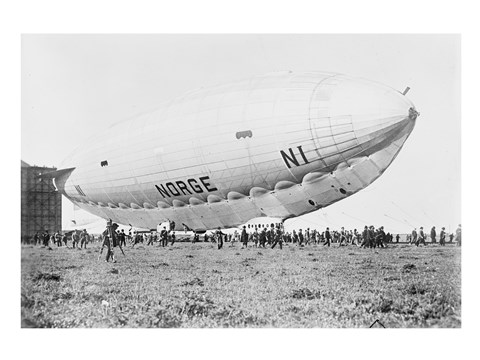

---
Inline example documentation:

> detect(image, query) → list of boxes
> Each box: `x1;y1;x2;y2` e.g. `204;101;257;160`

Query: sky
21;34;461;234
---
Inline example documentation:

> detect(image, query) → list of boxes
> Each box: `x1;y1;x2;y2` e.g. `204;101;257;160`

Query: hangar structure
21;160;62;242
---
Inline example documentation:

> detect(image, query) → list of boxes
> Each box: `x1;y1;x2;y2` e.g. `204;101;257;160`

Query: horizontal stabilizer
38;167;76;179
38;167;75;194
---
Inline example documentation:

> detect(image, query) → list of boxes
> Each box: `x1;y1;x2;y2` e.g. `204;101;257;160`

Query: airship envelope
52;71;417;231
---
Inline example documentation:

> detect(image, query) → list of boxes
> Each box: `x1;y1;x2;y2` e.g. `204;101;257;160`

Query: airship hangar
21;160;62;243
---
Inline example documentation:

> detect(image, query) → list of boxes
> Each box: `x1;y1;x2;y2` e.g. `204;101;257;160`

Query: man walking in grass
305;228;311;245
292;230;298;244
411;228;417;245
146;231;154;246
266;225;274;246
376;226;386;248
193;232;200;243
430;226;437;244
252;227;259;247
323;227;331;247
80;229;89;249
215;227;225;249
100;221;124;263
416;227;427;246
368;226;376;249
42;230;49;247
132;231;142;248
271;225;283;249
118;229;127;247
240;226;248;249
455;224;461;246
298;229;304;246
160;227;168;247
72;230;80;248
54;231;62;247
439;227;446;246
360;226;369;248
259;228;267;248
339;227;347;246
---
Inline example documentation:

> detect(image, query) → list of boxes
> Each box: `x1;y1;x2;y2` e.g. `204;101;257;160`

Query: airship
51;71;418;232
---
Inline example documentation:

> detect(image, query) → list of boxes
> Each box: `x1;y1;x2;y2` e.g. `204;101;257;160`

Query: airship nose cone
329;76;417;147
330;76;417;127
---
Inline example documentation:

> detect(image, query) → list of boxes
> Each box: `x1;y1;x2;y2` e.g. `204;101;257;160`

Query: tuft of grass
182;278;204;287
32;272;61;282
151;262;169;268
402;263;417;273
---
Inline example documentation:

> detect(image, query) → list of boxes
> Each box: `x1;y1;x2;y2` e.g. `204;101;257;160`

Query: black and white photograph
4;1;478;359
20;33;461;329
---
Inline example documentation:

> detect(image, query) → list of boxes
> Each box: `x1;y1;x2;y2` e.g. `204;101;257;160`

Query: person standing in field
430;226;437;244
339;227;347;246
253;227;259;247
323;227;331;247
160;227;168;247
291;230;298;245
305;228;311;245
271;225;283;249
411;228;417;245
231;230;239;246
132;231;141;248
170;231;176;246
54;231;62;247
352;229;359;246
455;224;461;246
259;228;267;248
360;226;369;248
376;226;386;248
416;227;427;246
118;229;126;247
80;229;89;249
439;227;446;246
265;225;273;246
396;234;400;243
147;231;154;246
72;230;80;248
240;226;248;249
193;232;199;244
298;229;304;246
215;227;225;249
100;221;120;263
368;226;376;249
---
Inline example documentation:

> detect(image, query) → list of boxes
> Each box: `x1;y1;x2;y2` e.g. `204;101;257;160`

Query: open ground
21;241;461;328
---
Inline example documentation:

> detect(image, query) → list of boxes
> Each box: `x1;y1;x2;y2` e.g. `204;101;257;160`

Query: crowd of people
24;220;462;263
197;223;462;250
407;225;462;247
27;229;95;248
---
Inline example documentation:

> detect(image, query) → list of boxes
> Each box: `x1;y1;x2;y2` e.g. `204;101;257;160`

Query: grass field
20;241;461;328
